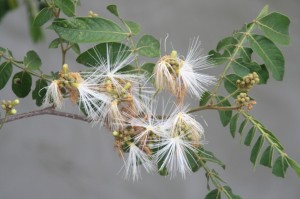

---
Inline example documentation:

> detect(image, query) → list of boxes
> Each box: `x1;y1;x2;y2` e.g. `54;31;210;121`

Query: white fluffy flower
154;37;215;98
121;143;154;181
76;73;111;120
151;105;205;178
43;80;63;108
152;133;199;178
177;37;216;98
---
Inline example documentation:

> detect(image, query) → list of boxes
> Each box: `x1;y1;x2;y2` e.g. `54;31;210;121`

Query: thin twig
0;107;91;124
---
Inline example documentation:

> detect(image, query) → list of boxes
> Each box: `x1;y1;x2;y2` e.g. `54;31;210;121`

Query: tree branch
0;107;91;124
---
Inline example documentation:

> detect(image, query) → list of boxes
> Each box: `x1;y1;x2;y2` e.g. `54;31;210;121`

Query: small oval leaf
137;35;160;58
12;72;32;98
0;62;13;89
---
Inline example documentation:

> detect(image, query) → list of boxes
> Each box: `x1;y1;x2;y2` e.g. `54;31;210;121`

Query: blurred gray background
1;0;300;198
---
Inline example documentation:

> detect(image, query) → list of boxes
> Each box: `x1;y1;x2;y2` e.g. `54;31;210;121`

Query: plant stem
0;53;52;82
0;107;91;125
209;22;257;104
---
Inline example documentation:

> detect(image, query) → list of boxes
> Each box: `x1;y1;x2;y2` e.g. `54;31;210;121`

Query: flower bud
62;64;69;73
10;109;17;115
112;131;119;137
13;99;19;105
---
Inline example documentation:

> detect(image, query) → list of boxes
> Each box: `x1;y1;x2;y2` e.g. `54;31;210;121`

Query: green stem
197;158;233;198
239;110;286;156
209;22;257;104
0;54;52;82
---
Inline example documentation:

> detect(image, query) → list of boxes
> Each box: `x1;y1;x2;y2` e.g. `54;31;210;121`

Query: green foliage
24;50;42;71
257;12;290;45
248;34;284;80
54;0;75;17
52;18;129;43
137;35;160;58
205;189;221;199
0;61;13;89
229;113;239;138
216;96;232;127
12;71;32;98
33;7;54;26
141;63;155;78
32;79;47;106
200;91;211;106
0;0;18;22
76;42;131;67
125;20;140;35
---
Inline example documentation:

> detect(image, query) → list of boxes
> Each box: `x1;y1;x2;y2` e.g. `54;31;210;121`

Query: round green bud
251;80;255;85
249;74;254;79
170;50;178;59
13;99;20;105
7;100;12;105
10;109;17;115
112;131;119;137
124;82;132;90
2;100;6;104
1;104;6;110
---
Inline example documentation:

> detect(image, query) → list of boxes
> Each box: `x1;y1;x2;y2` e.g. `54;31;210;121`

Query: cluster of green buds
236;72;260;92
236;92;250;106
58;64;81;95
104;78;132;100
1;99;19;115
164;50;182;76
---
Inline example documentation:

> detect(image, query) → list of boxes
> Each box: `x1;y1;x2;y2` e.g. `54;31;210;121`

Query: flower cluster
43;40;214;181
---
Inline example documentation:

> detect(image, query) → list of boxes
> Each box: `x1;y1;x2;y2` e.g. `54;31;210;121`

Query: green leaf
198;148;225;169
26;2;44;43
260;126;284;151
231;58;250;77
257;5;269;19
224;74;241;98
24;50;42;70
260;146;274;168
250;135;265;166
223;186;242;199
141;63;155;78
52;18;128;43
137;35;160;58
286;157;300;178
32;79;48;106
200;91;211;106
244;126;256;146
125;20;140;35
238;119;248;134
33;7;53;26
48;38;61;48
248;34;284;81
257;12;290;45
272;156;289;178
71;43;80;54
54;0;75;17
77;42;131;67
0;62;13;89
229;113;239;138
256;64;269;84
216;37;238;52
216;96;232;127
12;72;32;98
187;149;201;172
204;189;221;199
208;50;228;65
106;5;119;17
238;47;253;62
